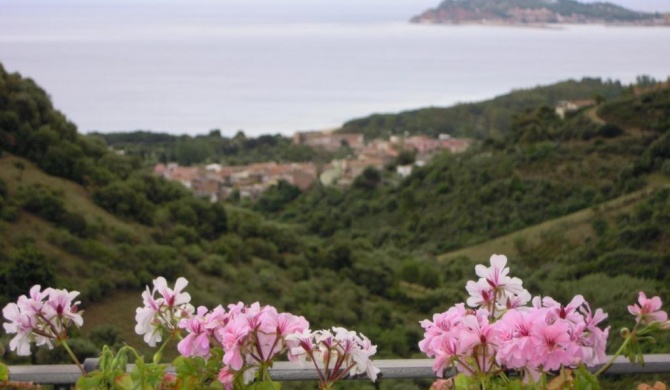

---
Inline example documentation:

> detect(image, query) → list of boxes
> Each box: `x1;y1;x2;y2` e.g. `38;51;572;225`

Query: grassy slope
438;174;670;263
0;155;152;347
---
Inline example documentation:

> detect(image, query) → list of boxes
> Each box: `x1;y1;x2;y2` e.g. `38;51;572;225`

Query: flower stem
594;332;633;376
153;334;173;364
60;339;86;375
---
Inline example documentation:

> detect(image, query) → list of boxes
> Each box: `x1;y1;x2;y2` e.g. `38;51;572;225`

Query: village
153;131;472;201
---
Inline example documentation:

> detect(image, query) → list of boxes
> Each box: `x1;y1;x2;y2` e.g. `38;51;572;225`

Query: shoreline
410;19;670;29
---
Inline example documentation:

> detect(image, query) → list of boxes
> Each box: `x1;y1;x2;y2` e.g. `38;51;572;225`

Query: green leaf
247;380;281;390
499;379;524;390
453;373;471;390
75;373;103;390
113;373;134;390
0;362;9;382
573;365;600;390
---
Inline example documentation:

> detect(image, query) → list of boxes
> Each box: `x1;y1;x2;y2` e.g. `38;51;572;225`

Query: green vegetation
340;78;625;139
93;130;337;167
254;86;670;383
413;0;666;24
0;63;425;375
2;60;670;389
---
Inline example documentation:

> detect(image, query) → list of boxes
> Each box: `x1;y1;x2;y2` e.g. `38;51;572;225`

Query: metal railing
7;354;670;387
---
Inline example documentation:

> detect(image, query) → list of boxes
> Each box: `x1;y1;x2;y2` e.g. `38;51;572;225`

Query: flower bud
620;327;631;338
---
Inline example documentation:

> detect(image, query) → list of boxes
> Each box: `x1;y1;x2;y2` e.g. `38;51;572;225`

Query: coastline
410;19;670;29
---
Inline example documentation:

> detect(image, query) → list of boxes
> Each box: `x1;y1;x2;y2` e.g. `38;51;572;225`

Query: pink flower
579;303;610;366
45;288;83;330
16;285;49;316
530;320;573;371
432;337;459;377
2;285;83;356
3;303;43;355
496;309;541;369
220;317;249;370
213;302;310;385
178;306;212;358
419;304;467;357
543;295;585;325
420;254;615;383
217;367;235;390
457;313;498;374
628;292;668;324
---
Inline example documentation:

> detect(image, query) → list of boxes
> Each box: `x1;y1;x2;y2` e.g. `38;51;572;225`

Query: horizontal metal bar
8;364;82;385
8;355;670;385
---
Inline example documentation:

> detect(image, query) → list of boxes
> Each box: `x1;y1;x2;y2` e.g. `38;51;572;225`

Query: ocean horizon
1;2;670;137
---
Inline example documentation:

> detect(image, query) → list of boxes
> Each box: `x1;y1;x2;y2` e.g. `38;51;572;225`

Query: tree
1;244;56;302
353;167;382;191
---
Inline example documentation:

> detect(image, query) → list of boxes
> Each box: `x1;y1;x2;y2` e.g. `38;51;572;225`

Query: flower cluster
135;276;194;347
420;255;610;384
176;301;310;387
285;327;380;389
2;285;83;356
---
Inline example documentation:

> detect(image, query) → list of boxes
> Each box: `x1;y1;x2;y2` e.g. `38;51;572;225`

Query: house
293;130;364;151
555;99;595;119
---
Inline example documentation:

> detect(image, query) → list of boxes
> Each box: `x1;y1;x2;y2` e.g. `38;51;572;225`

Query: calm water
1;3;670;136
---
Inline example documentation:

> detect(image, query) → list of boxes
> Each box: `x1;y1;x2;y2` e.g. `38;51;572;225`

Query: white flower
135;277;194;347
154;277;191;307
1;285;82;356
3;303;37;356
45;288;83;330
466;279;496;308
468;255;530;314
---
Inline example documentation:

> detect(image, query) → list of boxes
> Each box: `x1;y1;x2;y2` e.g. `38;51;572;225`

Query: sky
1;0;669;19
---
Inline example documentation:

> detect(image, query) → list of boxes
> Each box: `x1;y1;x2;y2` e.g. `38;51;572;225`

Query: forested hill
270;84;670;255
411;0;669;25
92;131;334;167
3;61;670;388
339;78;626;140
0;62;437;370
256;85;670;368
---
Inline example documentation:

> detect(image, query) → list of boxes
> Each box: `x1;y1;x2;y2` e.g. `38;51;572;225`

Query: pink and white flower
420;254;613;385
628;292;668;325
2;285;83;356
135;276;194;347
288;327;380;385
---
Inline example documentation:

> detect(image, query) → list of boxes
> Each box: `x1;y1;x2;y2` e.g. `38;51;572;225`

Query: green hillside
0;63;431;379
3;61;670;389
92;130;337;167
340;78;626;139
258;86;670;358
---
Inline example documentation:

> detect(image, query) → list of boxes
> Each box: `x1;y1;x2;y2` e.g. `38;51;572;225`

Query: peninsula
410;0;670;26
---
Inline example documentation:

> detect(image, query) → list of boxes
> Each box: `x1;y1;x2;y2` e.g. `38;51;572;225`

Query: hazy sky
1;0;669;19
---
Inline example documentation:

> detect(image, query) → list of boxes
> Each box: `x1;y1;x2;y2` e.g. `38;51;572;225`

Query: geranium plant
419;254;670;390
2;276;380;389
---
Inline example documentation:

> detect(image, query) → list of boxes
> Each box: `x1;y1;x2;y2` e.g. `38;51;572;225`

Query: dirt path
585;106;606;125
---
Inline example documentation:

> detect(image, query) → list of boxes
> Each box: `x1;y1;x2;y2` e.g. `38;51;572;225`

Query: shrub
196;254;227;277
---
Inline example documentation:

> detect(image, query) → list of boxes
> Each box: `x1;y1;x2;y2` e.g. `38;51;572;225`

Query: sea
1;1;670;137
